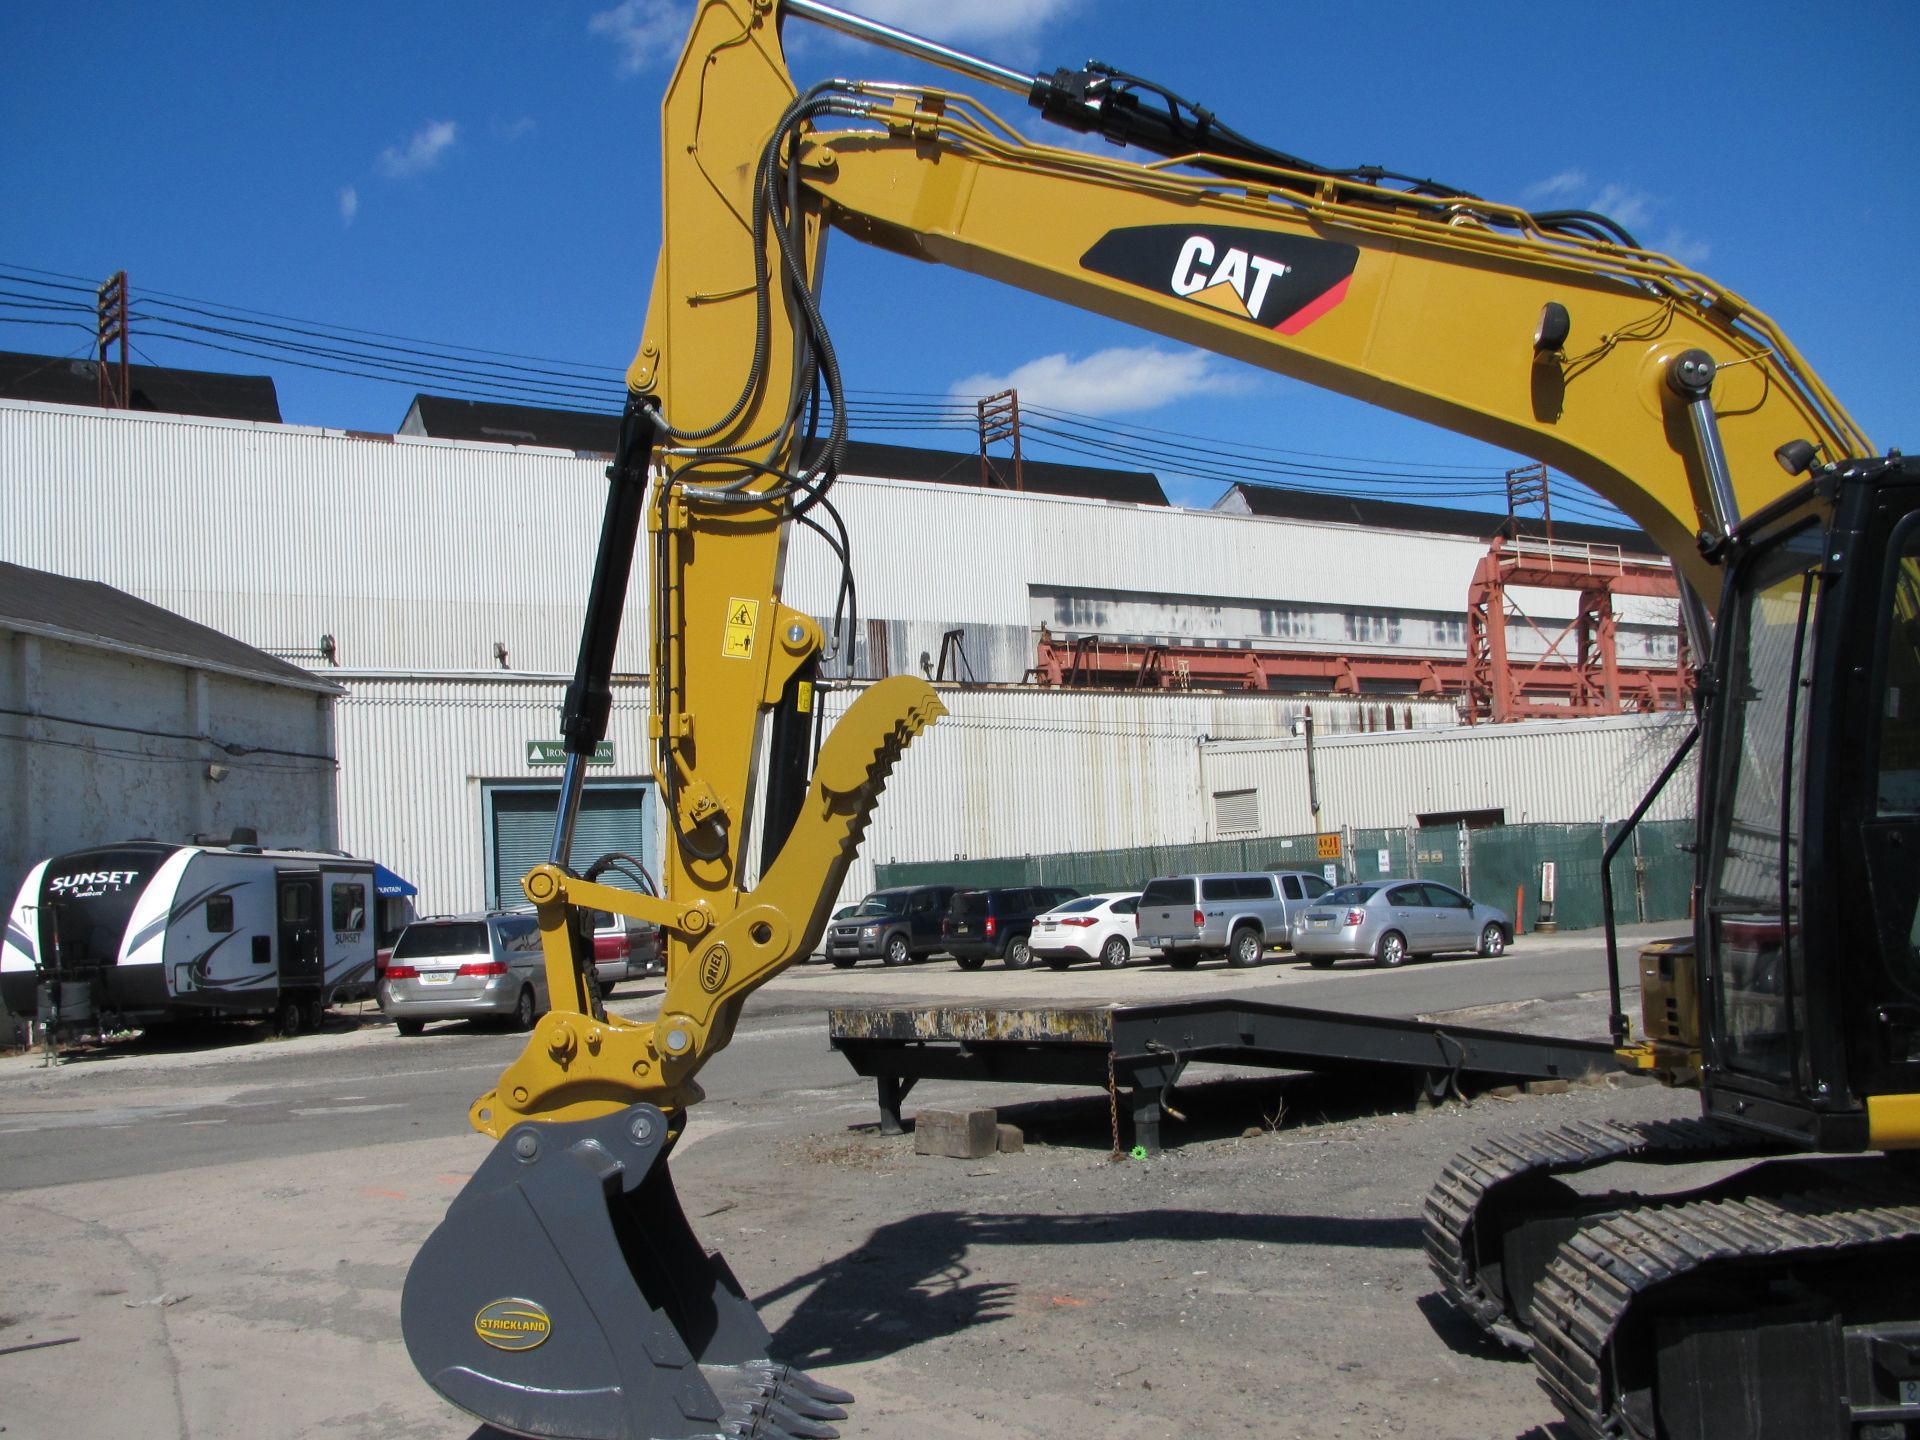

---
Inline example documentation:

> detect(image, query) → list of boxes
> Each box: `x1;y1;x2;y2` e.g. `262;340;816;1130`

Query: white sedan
1031;892;1144;970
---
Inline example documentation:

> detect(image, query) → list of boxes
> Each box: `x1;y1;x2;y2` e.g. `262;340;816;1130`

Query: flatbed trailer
829;999;1618;1154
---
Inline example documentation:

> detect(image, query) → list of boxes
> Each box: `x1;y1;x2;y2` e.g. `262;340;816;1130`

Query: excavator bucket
403;1103;850;1440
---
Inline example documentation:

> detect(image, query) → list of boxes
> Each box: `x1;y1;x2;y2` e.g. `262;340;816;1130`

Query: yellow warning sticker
723;598;758;659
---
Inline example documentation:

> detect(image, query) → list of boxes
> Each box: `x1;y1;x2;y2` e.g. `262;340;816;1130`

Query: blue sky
4;1;1915;517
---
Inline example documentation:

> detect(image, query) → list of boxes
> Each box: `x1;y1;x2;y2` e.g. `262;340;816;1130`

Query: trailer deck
828;999;1618;1153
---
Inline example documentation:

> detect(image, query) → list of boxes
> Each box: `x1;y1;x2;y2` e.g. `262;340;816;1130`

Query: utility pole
1301;706;1322;831
96;271;130;409
1505;461;1552;546
977;389;1024;490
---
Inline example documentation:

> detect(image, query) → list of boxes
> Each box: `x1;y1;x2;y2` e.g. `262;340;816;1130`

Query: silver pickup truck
1136;870;1334;968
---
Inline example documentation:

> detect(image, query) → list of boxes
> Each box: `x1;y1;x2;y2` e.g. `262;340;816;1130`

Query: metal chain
1106;1050;1123;1159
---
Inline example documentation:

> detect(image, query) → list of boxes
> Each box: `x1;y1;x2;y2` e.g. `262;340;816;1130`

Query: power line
0;261;1626;521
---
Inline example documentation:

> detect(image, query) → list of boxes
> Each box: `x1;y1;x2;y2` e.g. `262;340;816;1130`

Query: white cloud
830;0;1081;49
949;346;1252;417
1585;183;1654;238
1523;170;1711;262
338;186;358;226
589;0;691;74
377;120;458;179
1657;228;1712;268
1523;170;1588;205
493;116;537;142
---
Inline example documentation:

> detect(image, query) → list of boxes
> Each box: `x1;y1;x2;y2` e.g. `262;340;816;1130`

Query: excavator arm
403;5;1891;1436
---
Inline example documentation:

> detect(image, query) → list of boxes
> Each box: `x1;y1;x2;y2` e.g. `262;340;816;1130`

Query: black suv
824;884;959;967
943;886;1083;970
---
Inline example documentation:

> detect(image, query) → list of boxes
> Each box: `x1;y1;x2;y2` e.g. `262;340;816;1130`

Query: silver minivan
380;912;549;1035
1136;870;1333;968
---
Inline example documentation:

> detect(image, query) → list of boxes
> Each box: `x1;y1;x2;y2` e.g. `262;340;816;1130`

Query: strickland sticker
1080;225;1357;334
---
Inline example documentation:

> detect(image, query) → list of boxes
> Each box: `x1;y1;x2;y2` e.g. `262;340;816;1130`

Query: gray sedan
1291;879;1512;969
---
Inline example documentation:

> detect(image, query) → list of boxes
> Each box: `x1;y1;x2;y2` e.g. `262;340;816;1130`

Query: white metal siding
1199;712;1698;837
3;401;1668;688
332;676;1459;917
0;402;642;675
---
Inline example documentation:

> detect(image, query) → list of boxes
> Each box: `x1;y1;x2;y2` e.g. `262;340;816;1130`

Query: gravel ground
672;1067;1697;1440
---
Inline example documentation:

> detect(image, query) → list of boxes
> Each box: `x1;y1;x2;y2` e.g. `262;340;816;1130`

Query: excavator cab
1694;455;1920;1151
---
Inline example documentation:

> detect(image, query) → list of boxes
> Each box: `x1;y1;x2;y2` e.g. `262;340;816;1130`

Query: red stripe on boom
1275;275;1350;335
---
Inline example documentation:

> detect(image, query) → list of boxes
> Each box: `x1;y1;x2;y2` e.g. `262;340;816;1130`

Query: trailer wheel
274;995;303;1037
304;997;326;1032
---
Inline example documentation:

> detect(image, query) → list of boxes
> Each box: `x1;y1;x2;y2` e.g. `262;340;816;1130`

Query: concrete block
1526;1079;1571;1095
914;1107;997;1159
995;1123;1024;1154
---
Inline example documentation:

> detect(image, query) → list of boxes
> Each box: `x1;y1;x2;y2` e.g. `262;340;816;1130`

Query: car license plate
420;971;454;985
954;923;972;935
1311;918;1329;929
1147;936;1166;948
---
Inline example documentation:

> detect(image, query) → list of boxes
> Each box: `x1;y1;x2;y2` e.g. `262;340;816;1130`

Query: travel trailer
1;840;403;1036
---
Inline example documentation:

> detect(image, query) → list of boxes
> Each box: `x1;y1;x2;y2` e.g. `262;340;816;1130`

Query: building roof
399;394;623;453
0;350;281;422
397;393;1171;505
813;438;1168;506
0;561;339;693
1214;483;1658;554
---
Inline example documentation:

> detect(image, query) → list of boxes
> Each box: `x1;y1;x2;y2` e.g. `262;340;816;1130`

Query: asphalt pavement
0;921;1676;1440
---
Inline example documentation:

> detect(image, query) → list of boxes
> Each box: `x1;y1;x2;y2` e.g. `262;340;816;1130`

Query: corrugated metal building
1;397;1690;915
1199;712;1698;842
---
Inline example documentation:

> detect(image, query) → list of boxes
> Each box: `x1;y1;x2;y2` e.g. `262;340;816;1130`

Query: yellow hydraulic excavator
402;5;1920;1436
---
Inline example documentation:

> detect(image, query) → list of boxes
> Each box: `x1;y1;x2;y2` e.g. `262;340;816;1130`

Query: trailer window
331;883;366;932
206;895;233;933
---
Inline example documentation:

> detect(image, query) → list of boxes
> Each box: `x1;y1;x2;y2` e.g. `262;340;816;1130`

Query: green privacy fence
874;817;1698;933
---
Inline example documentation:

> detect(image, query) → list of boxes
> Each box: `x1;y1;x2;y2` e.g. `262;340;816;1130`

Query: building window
332;883;367;933
1344;612;1403;645
1214;788;1259;834
206;895;233;933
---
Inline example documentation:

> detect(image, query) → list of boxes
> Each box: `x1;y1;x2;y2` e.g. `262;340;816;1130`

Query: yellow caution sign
1315;832;1342;860
722;598;758;659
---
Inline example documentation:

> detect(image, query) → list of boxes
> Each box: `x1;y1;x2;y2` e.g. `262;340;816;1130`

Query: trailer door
276;872;322;993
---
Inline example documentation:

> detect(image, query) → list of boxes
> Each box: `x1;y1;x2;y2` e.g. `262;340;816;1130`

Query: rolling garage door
486;783;657;908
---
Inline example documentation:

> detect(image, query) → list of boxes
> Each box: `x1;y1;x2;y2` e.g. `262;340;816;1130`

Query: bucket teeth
703;1362;854;1437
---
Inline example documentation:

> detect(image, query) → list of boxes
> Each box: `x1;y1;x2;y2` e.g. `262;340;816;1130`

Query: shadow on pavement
760;1204;1425;1369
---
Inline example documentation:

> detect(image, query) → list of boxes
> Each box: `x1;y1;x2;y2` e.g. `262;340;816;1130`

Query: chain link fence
875;818;1696;933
